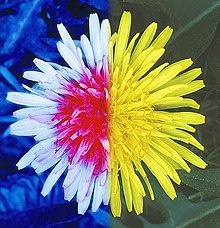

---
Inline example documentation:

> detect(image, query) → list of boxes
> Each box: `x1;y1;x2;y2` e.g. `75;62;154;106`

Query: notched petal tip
41;190;47;197
33;58;41;65
57;23;64;29
199;160;208;169
6;92;15;102
89;12;99;20
122;11;131;17
16;162;22;170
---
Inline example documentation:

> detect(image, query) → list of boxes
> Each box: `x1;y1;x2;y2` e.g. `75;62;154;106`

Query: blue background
0;0;110;227
1;0;220;227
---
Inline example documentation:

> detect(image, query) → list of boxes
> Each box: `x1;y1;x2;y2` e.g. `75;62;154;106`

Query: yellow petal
114;11;131;67
132;22;158;61
151;26;173;49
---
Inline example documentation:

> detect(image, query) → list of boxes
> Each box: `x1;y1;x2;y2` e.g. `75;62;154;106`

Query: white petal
13;107;42;119
49;62;63;70
70;140;92;166
33;106;58;115
22;84;45;96
63;161;83;188
100;170;107;187
34;128;56;141
34;137;56;156
78;197;90;215
102;173;110;205
35;157;61;174
29;114;53;124
100;19;111;56
31;151;53;167
56;69;71;81
57;41;82;73
99;137;110;152
16;145;39;169
64;170;82;201
56;69;73;82
16;137;55;169
96;59;103;75
32;146;60;172
10;118;49;136
7;92;57;106
13;107;58;119
78;177;95;215
23;71;47;82
61;67;81;81
37;81;60;91
33;58;57;77
89;13;102;63
92;175;104;212
80;35;95;68
84;67;92;79
53;138;72;159
102;56;109;83
41;157;69;196
57;23;76;54
77;163;95;202
40;90;61;102
76;47;86;70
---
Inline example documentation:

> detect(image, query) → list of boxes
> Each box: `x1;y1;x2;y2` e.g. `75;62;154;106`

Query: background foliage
0;0;220;227
0;0;110;227
109;0;220;227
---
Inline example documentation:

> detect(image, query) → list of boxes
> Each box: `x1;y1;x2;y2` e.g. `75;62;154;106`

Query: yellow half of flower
109;11;207;217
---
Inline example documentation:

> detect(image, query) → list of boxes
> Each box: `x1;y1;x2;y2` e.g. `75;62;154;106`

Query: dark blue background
0;0;110;227
1;0;220;227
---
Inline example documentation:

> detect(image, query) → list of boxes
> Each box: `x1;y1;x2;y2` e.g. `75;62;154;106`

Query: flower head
109;11;207;217
7;11;207;217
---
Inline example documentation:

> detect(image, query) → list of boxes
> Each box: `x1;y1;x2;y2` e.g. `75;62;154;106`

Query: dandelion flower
7;14;111;215
109;11;207;217
7;11;207;217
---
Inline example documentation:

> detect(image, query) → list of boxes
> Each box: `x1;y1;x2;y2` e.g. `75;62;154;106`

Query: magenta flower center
53;65;109;176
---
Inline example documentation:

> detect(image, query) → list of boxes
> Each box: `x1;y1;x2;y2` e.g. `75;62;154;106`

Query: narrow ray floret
7;13;111;215
109;11;207;217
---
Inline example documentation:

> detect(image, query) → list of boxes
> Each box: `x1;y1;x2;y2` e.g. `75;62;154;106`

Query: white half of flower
6;13;111;215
